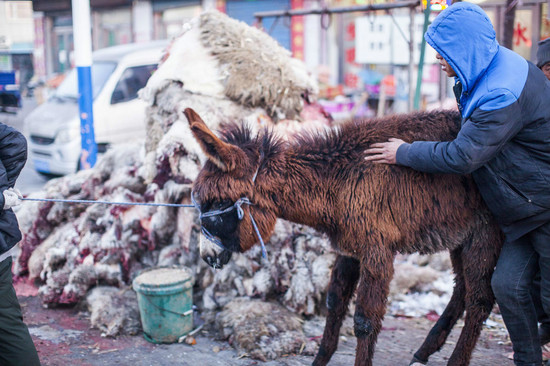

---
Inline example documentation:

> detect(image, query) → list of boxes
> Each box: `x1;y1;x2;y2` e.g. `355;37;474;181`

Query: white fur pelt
216;297;318;361
85;286;141;337
198;10;317;120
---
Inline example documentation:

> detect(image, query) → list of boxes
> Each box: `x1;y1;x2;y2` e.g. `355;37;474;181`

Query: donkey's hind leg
313;255;360;366
410;248;466;365
446;228;500;366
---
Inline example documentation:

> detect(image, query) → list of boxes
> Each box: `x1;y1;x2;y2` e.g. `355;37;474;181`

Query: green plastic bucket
132;266;193;343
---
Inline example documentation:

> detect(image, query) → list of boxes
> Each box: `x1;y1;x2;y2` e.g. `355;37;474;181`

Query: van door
102;64;157;144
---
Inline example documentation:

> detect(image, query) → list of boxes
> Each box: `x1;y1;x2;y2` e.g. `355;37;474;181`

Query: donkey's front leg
313;255;360;366
353;250;394;366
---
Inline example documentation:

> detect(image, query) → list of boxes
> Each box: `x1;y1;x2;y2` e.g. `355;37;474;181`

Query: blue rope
193;195;268;259
22;195;269;259
21;197;195;208
248;212;268;259
197;197;249;220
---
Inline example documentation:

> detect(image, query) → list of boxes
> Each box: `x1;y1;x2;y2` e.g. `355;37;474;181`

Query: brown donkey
184;107;502;366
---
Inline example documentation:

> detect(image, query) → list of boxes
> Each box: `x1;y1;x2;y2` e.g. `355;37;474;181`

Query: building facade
23;0;550;112
0;1;34;90
32;0;205;80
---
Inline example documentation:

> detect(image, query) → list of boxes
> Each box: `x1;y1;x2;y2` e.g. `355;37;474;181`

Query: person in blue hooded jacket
365;2;550;365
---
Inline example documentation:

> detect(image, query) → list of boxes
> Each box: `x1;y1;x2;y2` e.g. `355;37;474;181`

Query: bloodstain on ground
15;280;156;366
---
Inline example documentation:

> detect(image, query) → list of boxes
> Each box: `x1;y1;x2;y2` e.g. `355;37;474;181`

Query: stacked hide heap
13;11;457;360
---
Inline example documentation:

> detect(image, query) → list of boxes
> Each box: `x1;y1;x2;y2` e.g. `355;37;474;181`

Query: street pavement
16;290;513;366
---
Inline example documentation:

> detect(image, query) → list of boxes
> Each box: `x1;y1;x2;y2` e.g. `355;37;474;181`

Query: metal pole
408;7;415;112
337;13;344;85
254;1;420;19
414;7;431;110
71;0;97;170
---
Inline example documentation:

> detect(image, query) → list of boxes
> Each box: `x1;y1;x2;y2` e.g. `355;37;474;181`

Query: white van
25;40;168;176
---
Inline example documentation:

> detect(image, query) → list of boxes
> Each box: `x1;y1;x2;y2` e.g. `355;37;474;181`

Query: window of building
5;2;32;20
95;8;132;48
542;4;550;40
154;6;200;40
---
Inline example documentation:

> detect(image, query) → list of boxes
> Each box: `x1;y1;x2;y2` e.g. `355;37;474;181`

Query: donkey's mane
219;122;286;162
290;110;461;156
218;110;461;168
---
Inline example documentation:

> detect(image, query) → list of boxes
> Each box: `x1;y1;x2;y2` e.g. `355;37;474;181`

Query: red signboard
291;0;304;60
216;0;226;13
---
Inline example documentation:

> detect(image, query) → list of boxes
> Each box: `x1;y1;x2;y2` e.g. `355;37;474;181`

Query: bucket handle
143;296;194;317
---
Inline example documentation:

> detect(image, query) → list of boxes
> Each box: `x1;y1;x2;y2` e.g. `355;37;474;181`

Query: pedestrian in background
365;3;550;366
0;122;40;366
537;38;550;81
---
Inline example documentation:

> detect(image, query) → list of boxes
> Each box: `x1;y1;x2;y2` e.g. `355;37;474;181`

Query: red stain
34;332;83;364
19;295;156;364
13;276;39;297
425;310;440;322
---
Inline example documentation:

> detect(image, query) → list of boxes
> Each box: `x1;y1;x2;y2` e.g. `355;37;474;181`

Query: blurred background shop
1;0;550;117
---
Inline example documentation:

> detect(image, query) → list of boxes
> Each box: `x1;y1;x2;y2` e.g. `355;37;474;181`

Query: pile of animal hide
13;10;456;361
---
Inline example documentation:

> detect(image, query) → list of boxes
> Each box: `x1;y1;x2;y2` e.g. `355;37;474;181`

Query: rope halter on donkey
191;194;268;259
191;154;268;260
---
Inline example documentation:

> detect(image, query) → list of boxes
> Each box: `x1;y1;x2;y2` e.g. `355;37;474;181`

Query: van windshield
54;61;117;101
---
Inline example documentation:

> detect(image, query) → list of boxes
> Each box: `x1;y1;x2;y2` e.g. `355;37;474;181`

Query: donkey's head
184;108;278;269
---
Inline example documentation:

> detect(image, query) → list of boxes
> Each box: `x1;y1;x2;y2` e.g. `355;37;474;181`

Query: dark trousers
492;221;550;366
0;257;40;366
533;272;550;337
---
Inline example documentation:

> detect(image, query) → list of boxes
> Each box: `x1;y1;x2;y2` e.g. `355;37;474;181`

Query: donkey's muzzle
203;249;232;269
199;232;234;269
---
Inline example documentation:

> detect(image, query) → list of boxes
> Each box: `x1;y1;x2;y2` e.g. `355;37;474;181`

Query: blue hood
425;2;499;93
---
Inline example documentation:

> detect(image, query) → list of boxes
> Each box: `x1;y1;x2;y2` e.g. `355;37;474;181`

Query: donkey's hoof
409;355;427;365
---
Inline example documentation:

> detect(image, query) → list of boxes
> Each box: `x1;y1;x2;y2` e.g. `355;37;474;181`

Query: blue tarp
0;71;21;111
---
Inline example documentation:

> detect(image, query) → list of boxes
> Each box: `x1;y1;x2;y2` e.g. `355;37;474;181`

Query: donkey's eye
208;199;233;211
202;200;229;212
219;200;233;209
201;200;240;237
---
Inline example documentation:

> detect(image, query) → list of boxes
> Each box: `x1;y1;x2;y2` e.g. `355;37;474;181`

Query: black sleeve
396;91;522;174
0;123;28;189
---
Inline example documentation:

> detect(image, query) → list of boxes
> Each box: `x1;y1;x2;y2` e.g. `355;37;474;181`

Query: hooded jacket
396;2;550;237
0;123;27;255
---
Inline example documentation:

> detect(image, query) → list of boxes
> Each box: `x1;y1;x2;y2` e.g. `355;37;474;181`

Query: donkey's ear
184;108;244;172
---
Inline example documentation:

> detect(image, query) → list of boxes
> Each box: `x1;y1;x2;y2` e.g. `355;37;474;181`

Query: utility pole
414;7;431;110
409;9;415;111
71;0;97;170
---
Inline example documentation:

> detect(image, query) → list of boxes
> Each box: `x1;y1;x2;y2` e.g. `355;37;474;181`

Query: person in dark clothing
537;38;550;81
0;123;40;366
533;35;550;353
365;3;550;366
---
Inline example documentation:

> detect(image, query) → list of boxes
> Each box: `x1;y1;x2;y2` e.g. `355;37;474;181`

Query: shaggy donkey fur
186;107;503;366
